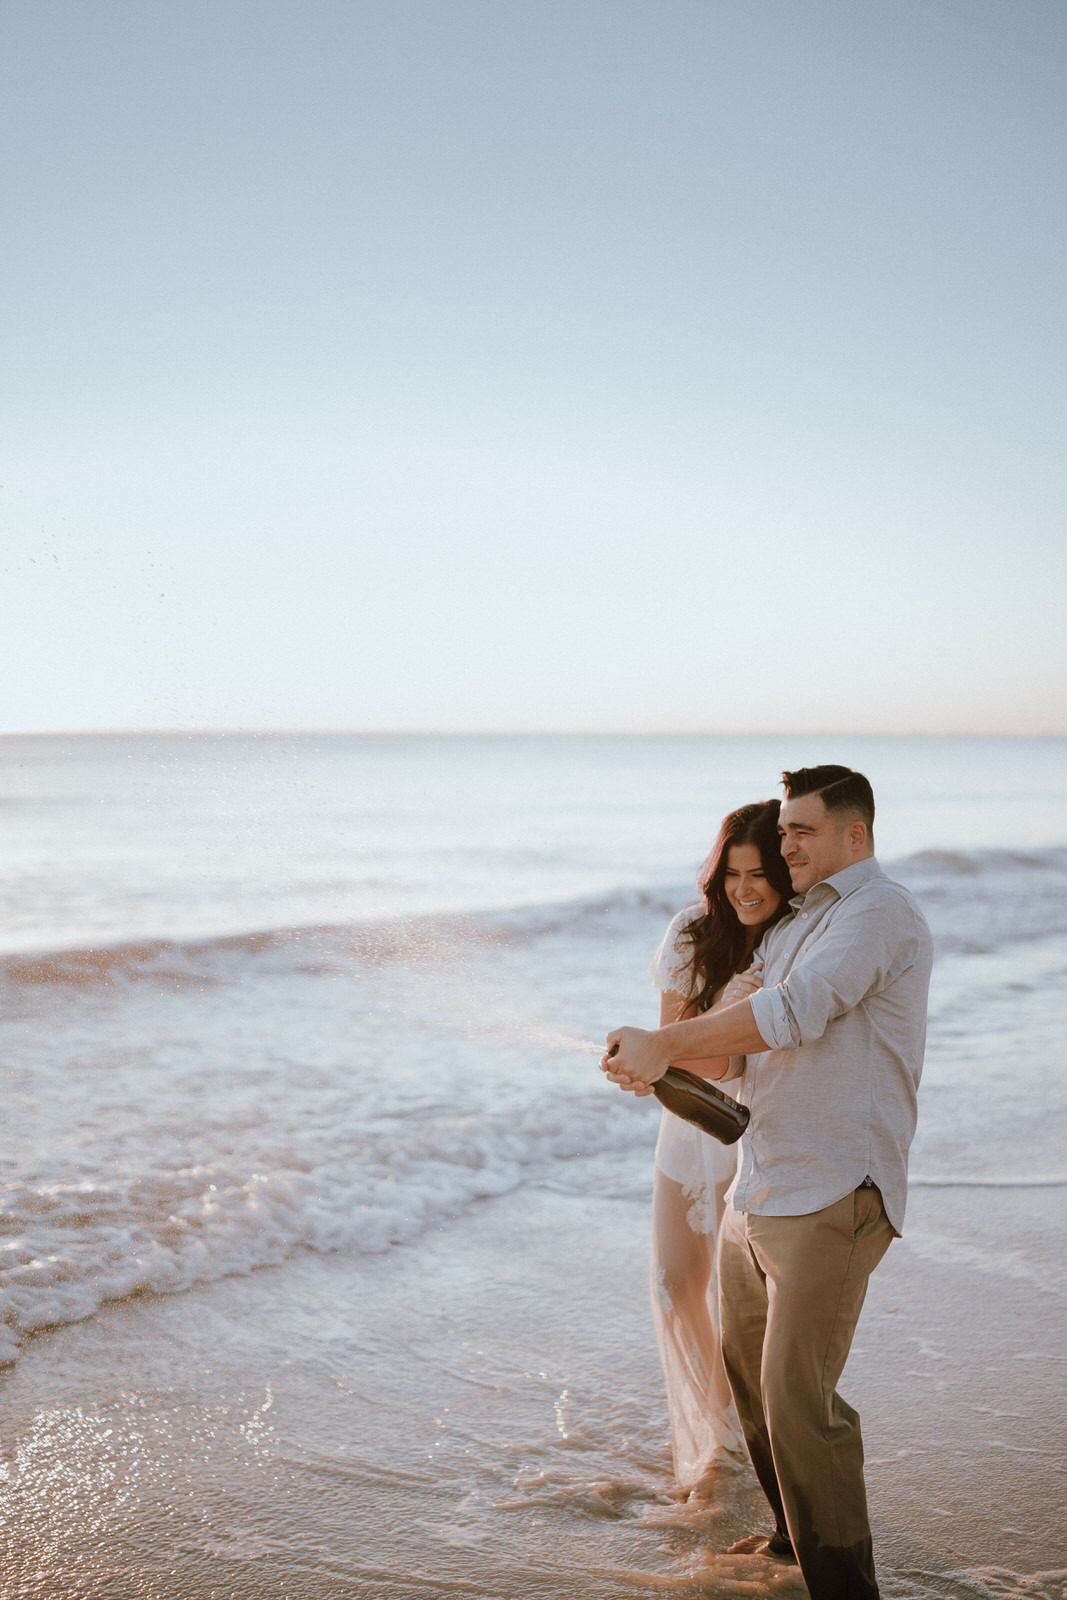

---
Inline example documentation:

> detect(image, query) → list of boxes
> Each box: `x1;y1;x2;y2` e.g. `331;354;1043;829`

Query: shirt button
801;913;809;919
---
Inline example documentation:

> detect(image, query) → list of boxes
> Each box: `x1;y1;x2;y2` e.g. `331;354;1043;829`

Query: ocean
1;733;1065;1599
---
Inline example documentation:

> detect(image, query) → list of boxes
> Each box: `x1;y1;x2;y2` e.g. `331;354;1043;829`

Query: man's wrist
650;1025;679;1077
655;1017;687;1068
645;1055;669;1086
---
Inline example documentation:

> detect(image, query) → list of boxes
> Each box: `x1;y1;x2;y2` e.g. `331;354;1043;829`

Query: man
602;765;933;1600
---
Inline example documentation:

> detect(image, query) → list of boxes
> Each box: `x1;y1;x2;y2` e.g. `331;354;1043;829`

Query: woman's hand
720;962;763;1007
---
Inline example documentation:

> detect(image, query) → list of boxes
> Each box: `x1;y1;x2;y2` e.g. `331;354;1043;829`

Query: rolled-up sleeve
750;899;922;1051
748;983;795;1049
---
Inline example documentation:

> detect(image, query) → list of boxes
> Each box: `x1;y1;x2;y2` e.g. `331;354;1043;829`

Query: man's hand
600;1026;669;1096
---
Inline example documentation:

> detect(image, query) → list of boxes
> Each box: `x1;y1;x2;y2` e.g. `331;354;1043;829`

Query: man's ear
848;819;868;854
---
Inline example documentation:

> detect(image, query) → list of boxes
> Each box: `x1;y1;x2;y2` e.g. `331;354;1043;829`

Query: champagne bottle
604;1041;750;1144
652;1066;750;1145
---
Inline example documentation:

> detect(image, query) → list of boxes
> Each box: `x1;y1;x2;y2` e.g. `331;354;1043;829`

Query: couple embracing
602;764;934;1600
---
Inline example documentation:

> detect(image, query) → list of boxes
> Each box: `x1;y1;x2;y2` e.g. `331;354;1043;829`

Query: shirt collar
789;855;883;912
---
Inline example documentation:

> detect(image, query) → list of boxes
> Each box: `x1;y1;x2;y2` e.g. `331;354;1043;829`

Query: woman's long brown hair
676;800;793;1014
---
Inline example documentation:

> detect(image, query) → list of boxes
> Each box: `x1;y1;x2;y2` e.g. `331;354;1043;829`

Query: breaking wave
3;846;1066;993
2;844;1064;1367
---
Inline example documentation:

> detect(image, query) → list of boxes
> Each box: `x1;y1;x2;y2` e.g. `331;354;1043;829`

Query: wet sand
0;1176;1064;1600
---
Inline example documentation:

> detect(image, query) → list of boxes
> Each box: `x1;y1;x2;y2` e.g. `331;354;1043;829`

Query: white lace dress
649;905;745;1486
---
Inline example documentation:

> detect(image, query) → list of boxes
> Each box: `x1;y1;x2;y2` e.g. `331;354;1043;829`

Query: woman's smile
723;842;784;926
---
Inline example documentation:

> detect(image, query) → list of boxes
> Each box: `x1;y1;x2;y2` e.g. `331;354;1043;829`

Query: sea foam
1;846;1065;1365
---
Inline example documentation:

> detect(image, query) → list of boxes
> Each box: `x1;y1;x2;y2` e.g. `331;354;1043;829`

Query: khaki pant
718;1186;895;1600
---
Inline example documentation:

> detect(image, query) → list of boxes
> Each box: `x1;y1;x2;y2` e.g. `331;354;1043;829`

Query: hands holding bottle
601;961;765;1095
600;1029;666;1095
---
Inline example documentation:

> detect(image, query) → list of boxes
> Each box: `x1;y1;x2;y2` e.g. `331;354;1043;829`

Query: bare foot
728;1531;796;1562
685;1457;736;1504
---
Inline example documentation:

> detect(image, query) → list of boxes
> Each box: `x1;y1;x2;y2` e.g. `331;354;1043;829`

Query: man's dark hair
781;765;875;837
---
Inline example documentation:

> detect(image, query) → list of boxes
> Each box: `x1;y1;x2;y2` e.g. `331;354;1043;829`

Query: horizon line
2;727;1065;741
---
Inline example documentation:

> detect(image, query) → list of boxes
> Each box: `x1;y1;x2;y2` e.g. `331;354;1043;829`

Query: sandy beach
1;1174;1063;1600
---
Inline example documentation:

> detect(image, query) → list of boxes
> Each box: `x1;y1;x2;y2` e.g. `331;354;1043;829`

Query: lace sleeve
649;903;703;998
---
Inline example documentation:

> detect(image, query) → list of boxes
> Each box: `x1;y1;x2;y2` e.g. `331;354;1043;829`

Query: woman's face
723;842;784;929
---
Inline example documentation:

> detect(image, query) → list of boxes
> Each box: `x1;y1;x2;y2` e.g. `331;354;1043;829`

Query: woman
648;800;792;1494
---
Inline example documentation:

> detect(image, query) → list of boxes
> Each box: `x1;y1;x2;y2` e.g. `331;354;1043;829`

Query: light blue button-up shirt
737;856;933;1234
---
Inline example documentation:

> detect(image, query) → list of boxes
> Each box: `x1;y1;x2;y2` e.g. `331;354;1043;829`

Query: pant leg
747;1186;895;1600
717;1200;790;1539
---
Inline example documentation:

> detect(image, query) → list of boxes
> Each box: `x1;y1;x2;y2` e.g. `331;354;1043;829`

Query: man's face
778;793;861;894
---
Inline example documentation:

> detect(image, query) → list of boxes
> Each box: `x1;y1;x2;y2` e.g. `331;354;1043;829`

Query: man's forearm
659;998;767;1068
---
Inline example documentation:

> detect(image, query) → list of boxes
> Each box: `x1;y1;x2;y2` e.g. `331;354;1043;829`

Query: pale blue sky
2;0;1065;732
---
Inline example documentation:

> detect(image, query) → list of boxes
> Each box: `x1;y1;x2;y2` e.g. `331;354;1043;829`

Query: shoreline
0;1179;1064;1599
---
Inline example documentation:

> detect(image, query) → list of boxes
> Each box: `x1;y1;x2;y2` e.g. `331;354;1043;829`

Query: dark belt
859;1175;876;1188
